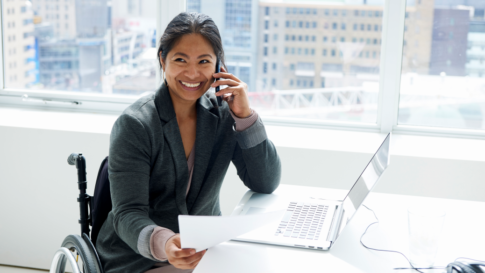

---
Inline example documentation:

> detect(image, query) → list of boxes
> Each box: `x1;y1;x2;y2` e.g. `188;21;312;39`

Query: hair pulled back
158;12;226;71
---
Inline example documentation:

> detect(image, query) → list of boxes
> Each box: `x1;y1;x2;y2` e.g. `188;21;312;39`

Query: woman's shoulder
113;93;160;132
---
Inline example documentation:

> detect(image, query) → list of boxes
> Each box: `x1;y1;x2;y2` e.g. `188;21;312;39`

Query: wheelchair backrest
91;156;112;247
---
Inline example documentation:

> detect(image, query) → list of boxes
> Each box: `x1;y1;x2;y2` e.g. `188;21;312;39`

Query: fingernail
191;250;195;254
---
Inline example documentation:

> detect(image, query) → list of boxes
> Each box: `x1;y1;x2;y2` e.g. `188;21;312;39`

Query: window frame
0;0;484;139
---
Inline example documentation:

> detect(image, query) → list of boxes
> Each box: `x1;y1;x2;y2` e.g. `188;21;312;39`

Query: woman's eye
175;58;185;62
200;60;209;64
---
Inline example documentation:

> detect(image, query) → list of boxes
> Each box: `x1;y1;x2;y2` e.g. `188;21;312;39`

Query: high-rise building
31;0;77;39
3;1;37;89
257;1;436;91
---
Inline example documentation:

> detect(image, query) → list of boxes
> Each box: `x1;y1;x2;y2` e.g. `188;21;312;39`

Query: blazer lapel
186;94;219;213
155;83;189;215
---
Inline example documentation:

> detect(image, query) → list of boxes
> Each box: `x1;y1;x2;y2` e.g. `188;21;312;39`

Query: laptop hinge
326;204;344;243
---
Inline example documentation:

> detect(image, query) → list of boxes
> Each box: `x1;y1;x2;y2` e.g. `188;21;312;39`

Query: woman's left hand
211;66;252;118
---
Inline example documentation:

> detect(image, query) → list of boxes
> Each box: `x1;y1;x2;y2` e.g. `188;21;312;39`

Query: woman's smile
178;80;204;91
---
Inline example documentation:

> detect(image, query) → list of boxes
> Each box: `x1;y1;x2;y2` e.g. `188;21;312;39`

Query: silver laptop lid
341;133;391;224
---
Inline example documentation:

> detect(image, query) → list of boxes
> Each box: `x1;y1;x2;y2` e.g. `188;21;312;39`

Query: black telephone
215;60;222;106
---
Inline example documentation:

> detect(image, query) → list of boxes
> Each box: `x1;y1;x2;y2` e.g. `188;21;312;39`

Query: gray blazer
96;83;281;273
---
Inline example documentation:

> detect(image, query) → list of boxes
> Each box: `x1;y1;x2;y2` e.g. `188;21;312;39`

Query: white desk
194;184;485;273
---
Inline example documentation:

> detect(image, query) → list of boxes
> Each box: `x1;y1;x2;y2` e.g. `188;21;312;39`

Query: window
398;2;485;130
7;1;477;137
264;34;268;43
272;63;277;70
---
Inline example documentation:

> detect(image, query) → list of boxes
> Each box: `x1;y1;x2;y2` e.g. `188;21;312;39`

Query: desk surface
194;184;485;273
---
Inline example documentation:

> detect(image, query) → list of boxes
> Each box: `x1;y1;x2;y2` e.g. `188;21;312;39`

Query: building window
264;34;268;43
352;37;357;43
290;79;294;86
312;21;317;28
353;23;357;31
274;20;278;28
265;20;269;30
374;25;379;31
265;7;270;16
263;47;268;56
299;21;303;28
297;80;301;87
333;9;338;16
367;24;371;31
286;21;290;28
298;48;302;55
323;49;327;56
291;48;295;54
341;23;346;30
290;64;295;70
305;22;310;28
360;24;364;31
309;80;313;87
298;35;302;41
273;47;277;54
272;78;276;87
311;49;315;55
332;22;337;30
312;36;316;42
332;37;336;43
285;34;289;41
305;35;309;42
263;62;267;73
323;36;328;42
291;35;295;41
292;21;296;27
373;39;377;44
273;63;277;70
331;49;336;56
273;34;278;41
285;47;288;54
286;8;290;14
325;9;329;16
340;37;345;42
304;48;308;55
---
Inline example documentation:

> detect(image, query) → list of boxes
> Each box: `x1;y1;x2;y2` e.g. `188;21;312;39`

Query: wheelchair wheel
58;234;99;273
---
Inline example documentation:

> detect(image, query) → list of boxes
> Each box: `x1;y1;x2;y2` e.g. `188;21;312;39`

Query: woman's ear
159;51;165;72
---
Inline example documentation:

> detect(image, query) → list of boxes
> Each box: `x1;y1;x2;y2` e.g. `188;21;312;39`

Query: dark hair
157;12;226;71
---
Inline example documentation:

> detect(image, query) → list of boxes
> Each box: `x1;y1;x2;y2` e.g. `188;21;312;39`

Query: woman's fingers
213;72;241;83
172;250;207;269
211;78;239;88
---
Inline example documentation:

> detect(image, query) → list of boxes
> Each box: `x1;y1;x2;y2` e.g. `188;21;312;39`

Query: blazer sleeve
232;116;281;194
108;113;157;254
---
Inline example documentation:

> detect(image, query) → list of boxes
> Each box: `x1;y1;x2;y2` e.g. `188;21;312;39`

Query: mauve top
143;109;259;273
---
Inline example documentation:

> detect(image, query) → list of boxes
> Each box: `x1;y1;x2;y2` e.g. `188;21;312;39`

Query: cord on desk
360;205;485;272
360;205;425;273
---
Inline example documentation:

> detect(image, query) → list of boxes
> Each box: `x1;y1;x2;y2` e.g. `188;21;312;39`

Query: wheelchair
49;153;111;273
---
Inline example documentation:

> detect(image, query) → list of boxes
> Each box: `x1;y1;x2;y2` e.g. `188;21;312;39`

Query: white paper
179;210;284;252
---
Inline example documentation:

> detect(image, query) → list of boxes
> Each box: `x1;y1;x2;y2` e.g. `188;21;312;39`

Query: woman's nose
184;65;200;79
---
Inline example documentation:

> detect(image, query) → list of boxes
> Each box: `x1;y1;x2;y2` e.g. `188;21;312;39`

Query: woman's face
160;33;217;104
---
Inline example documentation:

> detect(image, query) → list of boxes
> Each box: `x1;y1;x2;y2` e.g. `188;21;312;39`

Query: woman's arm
231;114;281;194
109;113;158;255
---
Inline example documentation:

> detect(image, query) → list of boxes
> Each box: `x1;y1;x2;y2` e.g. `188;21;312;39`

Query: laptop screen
341;133;390;223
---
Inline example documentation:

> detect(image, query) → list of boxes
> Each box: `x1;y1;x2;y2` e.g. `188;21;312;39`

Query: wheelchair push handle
67;153;91;237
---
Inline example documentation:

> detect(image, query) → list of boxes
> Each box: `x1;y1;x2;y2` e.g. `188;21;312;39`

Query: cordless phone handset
215;59;222;106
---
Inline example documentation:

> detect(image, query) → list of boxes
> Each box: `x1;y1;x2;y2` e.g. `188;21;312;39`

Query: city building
3;1;37;89
31;0;77;39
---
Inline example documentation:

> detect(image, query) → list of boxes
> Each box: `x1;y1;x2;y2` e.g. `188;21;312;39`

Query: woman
96;12;281;273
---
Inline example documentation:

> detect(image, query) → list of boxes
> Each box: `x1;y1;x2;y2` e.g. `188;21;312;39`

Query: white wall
1;121;485;270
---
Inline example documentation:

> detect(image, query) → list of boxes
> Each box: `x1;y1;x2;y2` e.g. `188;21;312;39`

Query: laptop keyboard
274;202;328;241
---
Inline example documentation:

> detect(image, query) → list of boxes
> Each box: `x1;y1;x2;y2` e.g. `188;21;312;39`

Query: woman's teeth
181;81;200;88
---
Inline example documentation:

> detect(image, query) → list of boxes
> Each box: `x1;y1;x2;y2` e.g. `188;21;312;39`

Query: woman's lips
179;80;203;91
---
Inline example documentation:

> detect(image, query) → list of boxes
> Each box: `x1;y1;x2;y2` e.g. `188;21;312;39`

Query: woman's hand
165;234;206;269
212;66;252;118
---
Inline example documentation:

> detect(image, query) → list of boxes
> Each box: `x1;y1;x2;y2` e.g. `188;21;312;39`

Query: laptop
232;133;391;250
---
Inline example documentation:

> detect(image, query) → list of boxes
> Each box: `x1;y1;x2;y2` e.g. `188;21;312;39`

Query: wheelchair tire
60;234;99;273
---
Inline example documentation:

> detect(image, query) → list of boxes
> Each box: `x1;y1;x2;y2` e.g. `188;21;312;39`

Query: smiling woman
94;12;281;273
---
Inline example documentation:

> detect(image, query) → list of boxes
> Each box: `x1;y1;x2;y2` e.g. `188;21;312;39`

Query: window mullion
377;0;406;133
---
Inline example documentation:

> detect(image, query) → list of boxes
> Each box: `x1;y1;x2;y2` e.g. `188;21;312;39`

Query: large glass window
3;0;157;96
399;1;485;130
188;0;384;124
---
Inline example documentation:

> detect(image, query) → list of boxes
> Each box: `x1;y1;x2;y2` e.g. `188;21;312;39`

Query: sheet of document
179;210;284;252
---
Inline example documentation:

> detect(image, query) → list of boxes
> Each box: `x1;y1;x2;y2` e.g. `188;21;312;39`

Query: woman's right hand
165;234;206;269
